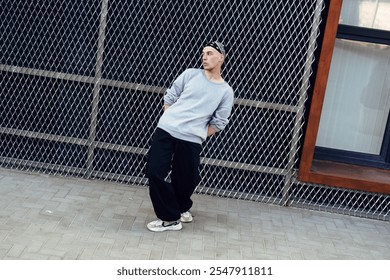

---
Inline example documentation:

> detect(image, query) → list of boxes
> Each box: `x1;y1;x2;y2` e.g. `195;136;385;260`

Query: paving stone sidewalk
0;168;389;260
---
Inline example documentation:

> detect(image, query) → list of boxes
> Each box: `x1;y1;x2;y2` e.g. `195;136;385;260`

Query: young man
146;41;234;232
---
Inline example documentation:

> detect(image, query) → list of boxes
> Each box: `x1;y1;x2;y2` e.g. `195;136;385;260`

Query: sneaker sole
180;217;193;223
147;222;182;232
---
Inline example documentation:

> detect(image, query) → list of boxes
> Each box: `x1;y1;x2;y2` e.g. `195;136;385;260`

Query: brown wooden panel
299;0;343;177
307;160;390;194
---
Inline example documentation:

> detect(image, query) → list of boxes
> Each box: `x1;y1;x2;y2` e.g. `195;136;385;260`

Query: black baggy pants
146;128;202;221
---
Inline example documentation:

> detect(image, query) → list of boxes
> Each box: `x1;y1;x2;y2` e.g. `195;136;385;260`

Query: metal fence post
86;0;109;178
282;0;324;206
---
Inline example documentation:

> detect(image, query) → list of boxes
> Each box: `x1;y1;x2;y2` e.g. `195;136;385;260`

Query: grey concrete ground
0;167;389;260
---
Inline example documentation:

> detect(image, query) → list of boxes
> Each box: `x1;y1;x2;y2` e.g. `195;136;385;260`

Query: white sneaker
180;211;193;223
147;219;182;232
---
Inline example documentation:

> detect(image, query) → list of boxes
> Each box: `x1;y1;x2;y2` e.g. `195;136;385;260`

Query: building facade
1;0;389;220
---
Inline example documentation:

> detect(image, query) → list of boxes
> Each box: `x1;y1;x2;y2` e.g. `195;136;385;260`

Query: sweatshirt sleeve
209;88;234;132
163;70;191;105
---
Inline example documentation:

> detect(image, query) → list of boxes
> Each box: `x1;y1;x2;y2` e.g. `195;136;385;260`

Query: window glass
339;0;390;31
316;39;390;154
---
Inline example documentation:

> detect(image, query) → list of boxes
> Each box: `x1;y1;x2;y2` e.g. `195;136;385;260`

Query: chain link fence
1;0;389;221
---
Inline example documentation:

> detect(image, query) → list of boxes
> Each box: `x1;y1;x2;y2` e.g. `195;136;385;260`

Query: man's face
202;47;224;70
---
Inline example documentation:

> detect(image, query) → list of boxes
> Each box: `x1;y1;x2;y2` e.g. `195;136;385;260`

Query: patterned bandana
204;41;226;55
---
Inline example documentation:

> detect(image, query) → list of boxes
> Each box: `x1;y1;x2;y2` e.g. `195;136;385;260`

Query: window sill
299;159;390;195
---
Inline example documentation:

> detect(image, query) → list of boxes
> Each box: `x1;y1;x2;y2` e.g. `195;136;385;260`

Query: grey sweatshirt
157;68;234;144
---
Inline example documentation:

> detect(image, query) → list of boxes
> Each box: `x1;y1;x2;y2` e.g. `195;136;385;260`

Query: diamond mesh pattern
1;0;388;220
